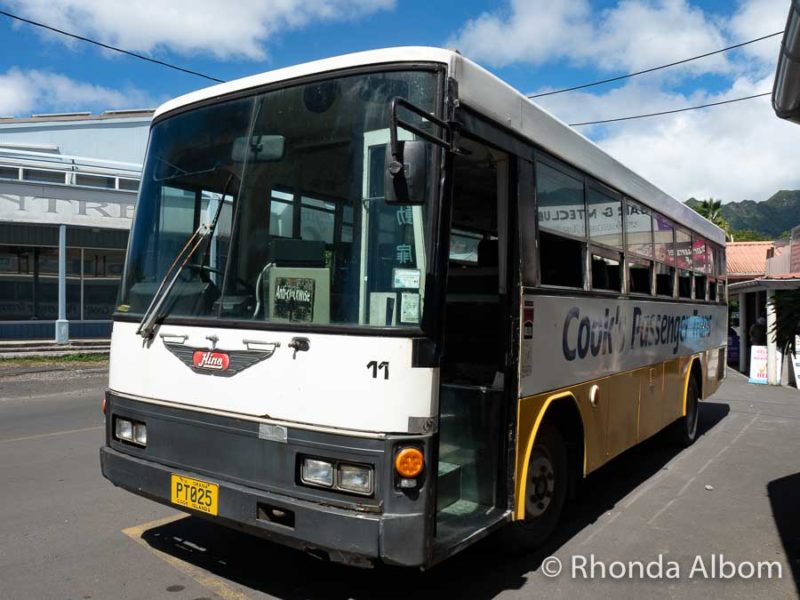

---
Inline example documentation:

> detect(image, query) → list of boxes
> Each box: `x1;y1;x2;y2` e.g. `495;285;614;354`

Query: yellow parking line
0;425;103;444
122;515;250;600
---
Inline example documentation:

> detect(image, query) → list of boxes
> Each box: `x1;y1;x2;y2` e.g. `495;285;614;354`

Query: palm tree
694;198;732;239
771;290;800;356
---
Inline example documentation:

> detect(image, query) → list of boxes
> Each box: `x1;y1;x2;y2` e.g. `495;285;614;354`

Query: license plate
170;474;219;516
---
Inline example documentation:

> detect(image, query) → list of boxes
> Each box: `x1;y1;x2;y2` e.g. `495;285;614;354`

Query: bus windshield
118;69;439;330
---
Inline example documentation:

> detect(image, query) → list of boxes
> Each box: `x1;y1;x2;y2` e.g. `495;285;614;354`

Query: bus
100;47;727;568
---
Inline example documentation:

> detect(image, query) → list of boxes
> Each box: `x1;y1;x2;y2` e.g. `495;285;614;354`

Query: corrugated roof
727;241;774;276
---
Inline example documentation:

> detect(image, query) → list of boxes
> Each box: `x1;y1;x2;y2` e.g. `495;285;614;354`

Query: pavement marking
615;412;741;512
122;515;250;600
0;388;98;402
647;413;760;526
580;511;621;546
646;498;677;525
579;413;745;546
0;425;103;444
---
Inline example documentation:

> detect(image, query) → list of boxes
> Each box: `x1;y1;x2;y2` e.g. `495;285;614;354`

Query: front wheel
670;376;700;446
503;419;568;550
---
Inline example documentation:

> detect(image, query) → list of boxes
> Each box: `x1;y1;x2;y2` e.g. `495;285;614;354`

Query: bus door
436;136;512;543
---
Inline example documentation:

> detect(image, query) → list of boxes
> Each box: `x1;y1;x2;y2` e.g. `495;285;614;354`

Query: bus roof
155;47;726;246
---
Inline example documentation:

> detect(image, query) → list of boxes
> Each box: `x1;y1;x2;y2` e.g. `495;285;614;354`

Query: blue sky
0;0;796;202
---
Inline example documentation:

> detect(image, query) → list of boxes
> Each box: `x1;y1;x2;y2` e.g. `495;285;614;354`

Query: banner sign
749;345;786;385
749;346;768;384
0;193;134;230
521;295;727;396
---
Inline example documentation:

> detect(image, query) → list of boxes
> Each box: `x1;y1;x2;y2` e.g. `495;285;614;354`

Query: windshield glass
118;69;439;329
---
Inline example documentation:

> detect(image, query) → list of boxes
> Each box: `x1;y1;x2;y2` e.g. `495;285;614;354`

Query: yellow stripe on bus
513;352;718;521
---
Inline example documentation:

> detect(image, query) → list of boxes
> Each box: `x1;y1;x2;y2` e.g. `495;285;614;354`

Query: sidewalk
0;338;110;360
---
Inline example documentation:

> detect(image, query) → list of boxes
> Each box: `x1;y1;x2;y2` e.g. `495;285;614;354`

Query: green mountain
686;191;800;238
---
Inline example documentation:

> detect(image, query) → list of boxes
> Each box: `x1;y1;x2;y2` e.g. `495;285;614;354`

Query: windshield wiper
153;157;225;183
136;175;234;339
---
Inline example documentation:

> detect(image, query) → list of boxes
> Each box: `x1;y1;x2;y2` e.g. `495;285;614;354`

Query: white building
0;110;152;341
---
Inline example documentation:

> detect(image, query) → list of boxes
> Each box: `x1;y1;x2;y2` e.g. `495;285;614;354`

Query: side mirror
232;135;285;163
385;140;431;205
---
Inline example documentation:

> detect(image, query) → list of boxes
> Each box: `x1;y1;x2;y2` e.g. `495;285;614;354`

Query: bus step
436;461;462;512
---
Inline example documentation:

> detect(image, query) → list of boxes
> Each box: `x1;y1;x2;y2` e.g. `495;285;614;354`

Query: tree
691;198;732;239
771;290;800;356
730;229;771;241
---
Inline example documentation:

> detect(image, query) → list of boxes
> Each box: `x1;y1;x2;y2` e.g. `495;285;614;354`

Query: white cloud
446;0;593;67
727;0;787;68
0;68;153;117
535;75;800;203
448;0;731;76
448;0;800;203
587;0;729;74
3;0;395;61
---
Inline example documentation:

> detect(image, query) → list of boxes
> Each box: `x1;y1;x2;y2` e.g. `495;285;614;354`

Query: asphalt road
1;366;798;600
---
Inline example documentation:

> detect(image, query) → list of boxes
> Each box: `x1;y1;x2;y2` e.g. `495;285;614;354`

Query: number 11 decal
367;361;390;380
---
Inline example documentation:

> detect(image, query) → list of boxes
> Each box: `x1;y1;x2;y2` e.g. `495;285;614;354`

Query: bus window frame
534;154;589;292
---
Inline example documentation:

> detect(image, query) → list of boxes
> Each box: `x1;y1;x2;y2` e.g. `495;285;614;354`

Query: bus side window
540;231;584;287
656;264;674;296
536;160;586;288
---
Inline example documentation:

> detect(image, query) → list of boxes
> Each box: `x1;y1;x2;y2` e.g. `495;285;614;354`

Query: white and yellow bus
101;47;727;568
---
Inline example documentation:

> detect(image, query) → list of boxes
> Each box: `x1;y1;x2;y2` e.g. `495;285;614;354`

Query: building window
83;250;125;320
0;244;124;322
0;166;19;180
118;178;140;192
22;168;66;184
75;173;116;189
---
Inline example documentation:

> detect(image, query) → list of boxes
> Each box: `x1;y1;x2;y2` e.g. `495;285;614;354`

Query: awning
773;1;800;123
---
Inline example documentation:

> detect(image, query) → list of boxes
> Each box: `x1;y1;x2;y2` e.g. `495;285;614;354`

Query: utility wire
0;8;225;83
0;8;778;128
568;91;771;126
530;31;783;98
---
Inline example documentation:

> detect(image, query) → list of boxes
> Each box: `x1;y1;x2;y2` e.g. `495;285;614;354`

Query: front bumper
101;393;433;567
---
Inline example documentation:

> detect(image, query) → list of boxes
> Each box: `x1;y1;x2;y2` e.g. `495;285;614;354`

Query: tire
670;376;700;447
503;419;569;551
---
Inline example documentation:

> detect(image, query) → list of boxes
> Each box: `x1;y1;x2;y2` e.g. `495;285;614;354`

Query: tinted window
536;162;585;239
587;186;622;248
654;214;675;265
626;200;653;257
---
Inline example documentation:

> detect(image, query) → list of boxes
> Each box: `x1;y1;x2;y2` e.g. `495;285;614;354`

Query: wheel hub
526;454;555;517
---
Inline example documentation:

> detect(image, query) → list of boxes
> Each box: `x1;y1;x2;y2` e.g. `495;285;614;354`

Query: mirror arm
389;97;453;163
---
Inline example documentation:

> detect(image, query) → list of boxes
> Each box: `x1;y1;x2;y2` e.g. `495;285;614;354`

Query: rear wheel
671;375;700;446
504;419;568;550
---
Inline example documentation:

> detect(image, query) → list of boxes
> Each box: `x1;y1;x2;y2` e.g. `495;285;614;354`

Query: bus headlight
115;418;133;442
337;464;373;495
133;423;148;446
114;417;147;447
299;457;374;495
301;458;334;488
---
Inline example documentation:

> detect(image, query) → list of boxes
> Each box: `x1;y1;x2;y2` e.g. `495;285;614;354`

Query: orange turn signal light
395;447;424;478
101;396;107;414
